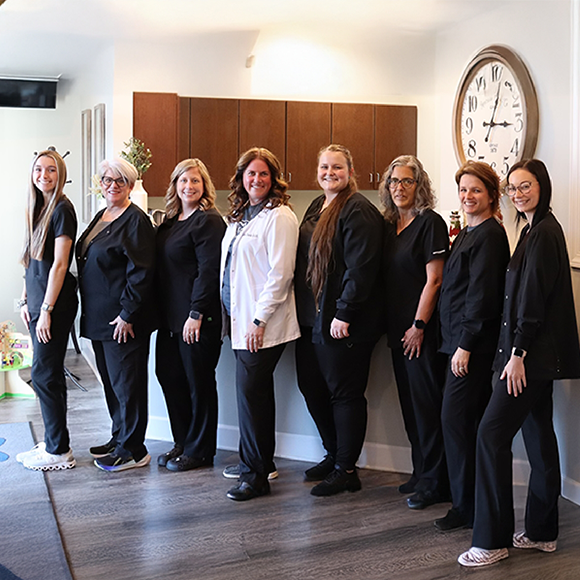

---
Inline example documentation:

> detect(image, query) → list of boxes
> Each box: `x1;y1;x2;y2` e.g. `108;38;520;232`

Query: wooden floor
2;351;580;580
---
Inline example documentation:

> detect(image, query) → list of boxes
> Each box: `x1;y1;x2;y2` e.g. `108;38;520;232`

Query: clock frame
452;44;539;176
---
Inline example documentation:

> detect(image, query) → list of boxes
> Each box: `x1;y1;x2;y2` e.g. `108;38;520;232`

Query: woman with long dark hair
459;159;580;566
379;155;449;509
16;149;78;471
155;159;225;471
221;147;299;501
295;144;383;496
436;161;510;531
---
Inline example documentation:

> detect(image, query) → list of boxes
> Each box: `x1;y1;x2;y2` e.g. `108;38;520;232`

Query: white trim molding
569;0;580;267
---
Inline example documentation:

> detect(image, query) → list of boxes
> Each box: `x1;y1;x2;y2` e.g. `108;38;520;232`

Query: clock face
453;46;538;178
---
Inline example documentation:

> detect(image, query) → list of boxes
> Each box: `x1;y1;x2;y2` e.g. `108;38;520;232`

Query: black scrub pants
234;343;286;490
472;378;560;549
391;330;447;493
441;351;494;524
29;304;77;455
312;339;377;471
155;325;222;459
295;326;337;458
92;334;150;460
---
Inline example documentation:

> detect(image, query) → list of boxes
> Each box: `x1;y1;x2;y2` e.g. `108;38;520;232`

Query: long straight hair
307;144;358;303
21;150;68;268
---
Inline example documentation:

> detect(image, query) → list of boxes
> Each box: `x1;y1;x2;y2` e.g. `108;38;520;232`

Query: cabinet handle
369;173;373;183
288;172;292;183
376;173;381;183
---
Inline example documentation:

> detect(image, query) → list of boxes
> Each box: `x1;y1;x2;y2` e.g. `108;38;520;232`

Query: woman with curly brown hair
155;159;226;472
220;147;299;501
295;144;384;496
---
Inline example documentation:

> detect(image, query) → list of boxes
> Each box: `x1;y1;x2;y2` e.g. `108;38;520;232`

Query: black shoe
407;489;449;510
398;476;418;494
157;445;184;467
166;454;213;472
226;481;270;501
222;464;279;480
311;468;362;496
94;453;151;472
434;508;471;531
89;439;116;458
304;455;335;481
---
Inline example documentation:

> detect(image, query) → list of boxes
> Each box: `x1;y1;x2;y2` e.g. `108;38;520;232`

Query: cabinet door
133;92;179;197
332;103;375;190
374;105;418;181
190;97;239;190
286;101;331;190
239;99;286;169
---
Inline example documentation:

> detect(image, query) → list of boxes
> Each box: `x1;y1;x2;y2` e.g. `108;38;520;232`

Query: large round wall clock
452;44;539;177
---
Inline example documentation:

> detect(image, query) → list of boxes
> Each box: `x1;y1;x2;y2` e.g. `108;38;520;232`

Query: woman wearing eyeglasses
436;161;510;533
379;155;449;509
76;158;156;472
459;160;580;567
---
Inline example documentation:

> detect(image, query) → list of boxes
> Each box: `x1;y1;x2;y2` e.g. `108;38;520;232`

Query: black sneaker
166;455;213;472
222;464;279;480
157;445;184;467
94;453;151;472
310;468;361;496
89;439;116;458
434;507;471;531
304;455;335;481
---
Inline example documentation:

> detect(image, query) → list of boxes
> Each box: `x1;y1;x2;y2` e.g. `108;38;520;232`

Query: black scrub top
25;196;77;319
155;208;226;334
295;195;324;328
384;209;448;348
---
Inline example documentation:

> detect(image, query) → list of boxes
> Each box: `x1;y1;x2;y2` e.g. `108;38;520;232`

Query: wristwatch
413;319;426;330
512;347;527;358
253;318;266;328
41;302;54;312
189;310;203;320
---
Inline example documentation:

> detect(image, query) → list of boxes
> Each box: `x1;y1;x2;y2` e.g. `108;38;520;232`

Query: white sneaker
513;530;557;552
21;447;76;471
458;547;509;567
16;442;46;464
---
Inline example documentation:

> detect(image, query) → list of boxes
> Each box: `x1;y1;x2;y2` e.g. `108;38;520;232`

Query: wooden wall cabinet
133;93;417;195
189;98;239;190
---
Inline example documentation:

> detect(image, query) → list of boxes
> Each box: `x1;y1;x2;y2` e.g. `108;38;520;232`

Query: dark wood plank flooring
2;351;580;580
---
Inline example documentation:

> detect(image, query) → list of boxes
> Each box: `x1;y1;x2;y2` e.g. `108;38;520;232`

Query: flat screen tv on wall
0;78;57;109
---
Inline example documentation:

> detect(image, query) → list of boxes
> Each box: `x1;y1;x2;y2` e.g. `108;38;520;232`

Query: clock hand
483;120;513;128
485;81;503;142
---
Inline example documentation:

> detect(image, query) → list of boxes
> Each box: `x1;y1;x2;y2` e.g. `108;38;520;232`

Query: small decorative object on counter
449;210;462;245
121;137;153;213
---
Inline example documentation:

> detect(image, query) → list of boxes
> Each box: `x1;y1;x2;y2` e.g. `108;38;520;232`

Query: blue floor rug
0;422;73;580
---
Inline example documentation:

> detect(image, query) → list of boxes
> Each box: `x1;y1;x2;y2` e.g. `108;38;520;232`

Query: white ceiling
0;0;506;38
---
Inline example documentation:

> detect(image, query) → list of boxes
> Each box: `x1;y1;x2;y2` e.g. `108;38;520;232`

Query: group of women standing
16;142;580;567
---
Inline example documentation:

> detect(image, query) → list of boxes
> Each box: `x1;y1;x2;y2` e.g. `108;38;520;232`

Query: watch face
453;46;538;178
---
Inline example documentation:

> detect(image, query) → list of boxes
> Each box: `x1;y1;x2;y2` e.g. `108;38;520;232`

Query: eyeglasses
504;181;535;196
387;178;416;189
101;176;127;187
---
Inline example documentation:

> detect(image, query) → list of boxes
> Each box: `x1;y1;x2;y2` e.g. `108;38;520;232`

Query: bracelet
41;302;54;312
16;298;27;309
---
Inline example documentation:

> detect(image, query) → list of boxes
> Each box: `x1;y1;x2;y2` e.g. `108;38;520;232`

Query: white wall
434;0;580;502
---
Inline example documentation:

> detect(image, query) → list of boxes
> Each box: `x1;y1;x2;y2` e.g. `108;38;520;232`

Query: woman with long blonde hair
16;149;78;471
155;159;226;471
